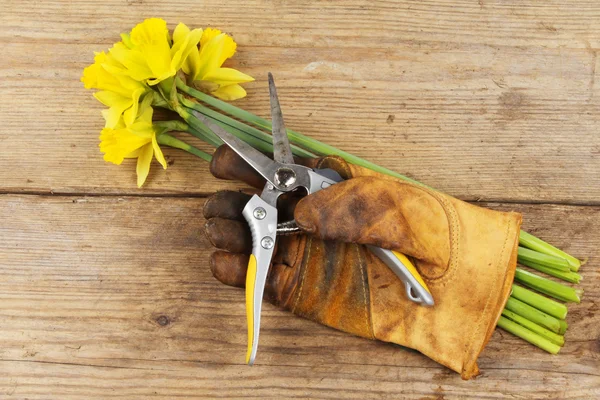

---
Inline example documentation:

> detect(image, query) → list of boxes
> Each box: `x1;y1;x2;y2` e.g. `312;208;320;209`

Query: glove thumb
294;176;451;273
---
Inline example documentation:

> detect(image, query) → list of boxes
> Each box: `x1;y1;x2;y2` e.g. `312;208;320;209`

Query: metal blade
192;111;279;185
268;73;295;165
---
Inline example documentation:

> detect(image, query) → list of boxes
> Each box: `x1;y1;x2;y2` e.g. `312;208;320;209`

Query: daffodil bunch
82;18;253;187
83;18;584;354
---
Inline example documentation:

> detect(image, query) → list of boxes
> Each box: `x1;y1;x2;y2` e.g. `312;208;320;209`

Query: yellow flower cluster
82;18;253;187
98;97;167;188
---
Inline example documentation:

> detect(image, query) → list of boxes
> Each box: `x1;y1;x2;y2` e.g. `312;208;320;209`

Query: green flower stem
520;230;581;272
186;108;275;154
501;309;564;346
510;284;567;319
179;95;316;158
515;268;582;303
497;316;561;354
517;246;570;272
176;78;427;186
156;134;212;162
173;105;223;148
519;259;582;284
559;319;568;335
157;77;176;104
176;78;581;269
505;297;562;333
151;90;170;108
185;125;223;148
153;120;189;133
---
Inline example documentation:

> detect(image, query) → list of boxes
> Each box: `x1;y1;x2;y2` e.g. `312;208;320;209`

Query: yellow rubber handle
245;254;257;364
391;250;431;294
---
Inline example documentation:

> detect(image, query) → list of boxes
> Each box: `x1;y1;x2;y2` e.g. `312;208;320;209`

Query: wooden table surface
1;1;599;398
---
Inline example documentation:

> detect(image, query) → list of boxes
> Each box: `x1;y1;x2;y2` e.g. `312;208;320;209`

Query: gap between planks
1;190;600;208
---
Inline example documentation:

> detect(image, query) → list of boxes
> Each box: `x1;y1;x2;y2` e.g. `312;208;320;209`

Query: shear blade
268;73;295;165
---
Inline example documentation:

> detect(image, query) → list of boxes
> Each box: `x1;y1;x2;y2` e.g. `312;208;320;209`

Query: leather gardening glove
204;145;523;379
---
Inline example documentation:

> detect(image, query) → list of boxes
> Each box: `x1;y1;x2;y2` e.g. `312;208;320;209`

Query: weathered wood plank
1;1;599;202
0;194;597;399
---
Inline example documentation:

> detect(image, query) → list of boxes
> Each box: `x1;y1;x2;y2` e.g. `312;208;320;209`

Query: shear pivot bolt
274;167;296;188
253;207;266;220
261;236;274;249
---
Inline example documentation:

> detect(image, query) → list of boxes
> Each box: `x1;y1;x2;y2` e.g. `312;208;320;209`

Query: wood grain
1;0;599;202
0;194;598;399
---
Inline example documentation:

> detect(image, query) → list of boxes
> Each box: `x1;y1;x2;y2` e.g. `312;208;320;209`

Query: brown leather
204;146;522;379
210;145;266;189
205;217;252;254
209;145;319;190
210;251;248;288
204;190;251;221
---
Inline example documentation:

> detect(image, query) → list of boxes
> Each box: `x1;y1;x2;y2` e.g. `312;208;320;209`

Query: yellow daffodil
174;24;254;101
81;50;149;128
99;101;167;187
110;18;203;86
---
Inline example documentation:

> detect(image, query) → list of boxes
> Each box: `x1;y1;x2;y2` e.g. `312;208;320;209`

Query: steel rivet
261;236;274;249
253;207;266;220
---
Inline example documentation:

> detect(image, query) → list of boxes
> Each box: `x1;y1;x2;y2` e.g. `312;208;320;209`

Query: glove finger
209;250;292;308
203;190;251;221
210;145;320;189
210;145;266;189
204;217;252;254
210;251;248;288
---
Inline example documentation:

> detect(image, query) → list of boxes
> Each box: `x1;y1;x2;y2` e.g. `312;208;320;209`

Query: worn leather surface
204;146;522;379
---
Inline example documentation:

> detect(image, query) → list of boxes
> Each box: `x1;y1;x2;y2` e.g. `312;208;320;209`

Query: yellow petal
173;23;191;44
94;51;108;64
196;33;226;79
101;108;125;129
135;101;154;125
120;33;134;49
139;44;172;85
94;91;131;108
129;18;174;85
211;84;247;101
152;134;168;169
203;67;254;86
112;46;154;82
113;73;147;93
99;127;150;164
130;18;169;46
144;45;173;85
105;43;135;76
81;62;102;89
125;148;141;158
171;27;203;73
216;34;236;66
183;48;201;78
200;28;222;47
122;87;146;126
82;51;125;92
136;143;154;187
95;92;131;128
200;29;237;66
101;62;129;78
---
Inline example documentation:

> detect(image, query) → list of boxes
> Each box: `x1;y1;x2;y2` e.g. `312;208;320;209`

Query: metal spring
276;220;302;235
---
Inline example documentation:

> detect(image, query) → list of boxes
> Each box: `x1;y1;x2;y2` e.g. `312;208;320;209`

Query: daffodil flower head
175;24;254;101
81;49;149;128
110;18;203;86
99;98;167;187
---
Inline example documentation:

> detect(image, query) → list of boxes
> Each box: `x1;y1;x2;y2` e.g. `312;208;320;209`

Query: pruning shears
196;74;434;365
